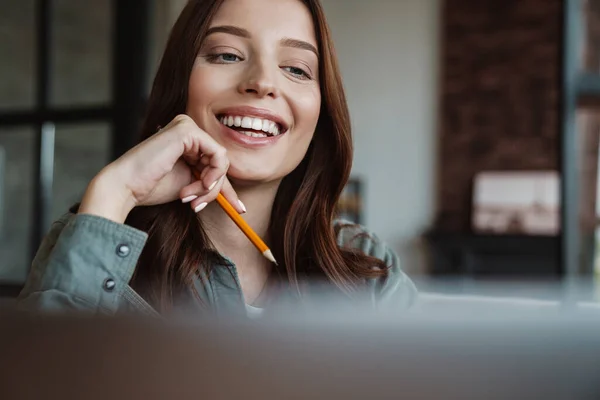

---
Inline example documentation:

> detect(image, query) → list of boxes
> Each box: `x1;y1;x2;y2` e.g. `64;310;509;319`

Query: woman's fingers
179;178;206;205
170;115;231;193
175;115;227;169
201;159;227;193
166;115;245;215
180;174;245;214
188;175;224;213
199;154;210;166
114;114;239;210
220;177;246;214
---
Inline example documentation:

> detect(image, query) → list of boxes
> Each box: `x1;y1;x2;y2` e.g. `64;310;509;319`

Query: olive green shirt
17;213;417;316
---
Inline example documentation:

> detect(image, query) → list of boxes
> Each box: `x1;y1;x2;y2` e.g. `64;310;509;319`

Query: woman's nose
237;62;280;99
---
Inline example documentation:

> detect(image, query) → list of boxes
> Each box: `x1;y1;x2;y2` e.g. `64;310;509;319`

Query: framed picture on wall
472;171;560;235
335;178;363;224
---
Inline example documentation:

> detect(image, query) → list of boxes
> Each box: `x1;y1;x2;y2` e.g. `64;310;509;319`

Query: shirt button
116;244;130;257
103;278;116;292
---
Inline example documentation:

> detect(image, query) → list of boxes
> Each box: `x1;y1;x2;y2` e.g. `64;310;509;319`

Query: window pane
0;0;36;110
0;127;35;284
50;0;112;107
52;123;111;220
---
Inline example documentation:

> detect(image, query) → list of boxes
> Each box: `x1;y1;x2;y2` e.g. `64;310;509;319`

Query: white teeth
261;120;271;133
241;116;253;129
220;115;282;136
251;118;263;131
239;130;267;138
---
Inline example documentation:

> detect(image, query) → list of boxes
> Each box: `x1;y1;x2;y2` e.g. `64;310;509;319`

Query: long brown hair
126;0;387;311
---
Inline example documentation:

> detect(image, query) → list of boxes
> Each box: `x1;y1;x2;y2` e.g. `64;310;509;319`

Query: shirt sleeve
17;213;148;314
335;220;418;310
370;242;419;310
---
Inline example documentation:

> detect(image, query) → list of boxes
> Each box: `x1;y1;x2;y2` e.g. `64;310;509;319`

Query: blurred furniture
425;232;561;277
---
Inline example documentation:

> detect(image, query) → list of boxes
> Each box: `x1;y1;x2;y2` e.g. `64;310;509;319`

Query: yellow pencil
191;169;277;265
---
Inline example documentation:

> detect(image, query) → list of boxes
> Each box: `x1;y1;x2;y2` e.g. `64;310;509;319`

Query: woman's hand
78;114;244;223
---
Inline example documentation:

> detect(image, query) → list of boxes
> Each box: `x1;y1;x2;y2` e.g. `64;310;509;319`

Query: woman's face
187;0;321;185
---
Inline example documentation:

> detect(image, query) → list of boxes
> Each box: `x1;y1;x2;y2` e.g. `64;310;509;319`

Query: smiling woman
187;0;321;185
17;0;417;316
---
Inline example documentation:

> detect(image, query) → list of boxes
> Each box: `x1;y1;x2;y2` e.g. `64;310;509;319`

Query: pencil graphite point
263;250;277;265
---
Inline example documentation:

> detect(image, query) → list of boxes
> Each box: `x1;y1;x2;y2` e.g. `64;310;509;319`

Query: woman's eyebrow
206;25;319;58
206;25;251;38
280;38;319;58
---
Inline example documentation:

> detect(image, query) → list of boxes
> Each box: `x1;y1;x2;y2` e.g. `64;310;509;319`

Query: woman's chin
226;167;283;188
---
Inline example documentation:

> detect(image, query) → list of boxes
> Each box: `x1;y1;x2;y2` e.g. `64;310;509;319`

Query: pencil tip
263;249;277;265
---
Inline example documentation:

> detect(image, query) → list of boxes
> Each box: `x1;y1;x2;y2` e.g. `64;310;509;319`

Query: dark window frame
0;0;151;296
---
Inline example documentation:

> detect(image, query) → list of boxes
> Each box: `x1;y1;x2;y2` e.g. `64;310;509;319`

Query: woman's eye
283;66;311;80
208;53;242;63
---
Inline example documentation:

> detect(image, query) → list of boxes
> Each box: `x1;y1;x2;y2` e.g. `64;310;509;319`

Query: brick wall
436;0;562;232
583;0;600;72
577;111;599;234
579;0;600;236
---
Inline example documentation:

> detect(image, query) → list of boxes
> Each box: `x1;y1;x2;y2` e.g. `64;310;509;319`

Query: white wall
160;0;441;274
321;0;440;274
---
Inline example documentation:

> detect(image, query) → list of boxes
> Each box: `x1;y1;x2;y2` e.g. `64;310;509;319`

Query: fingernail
194;202;208;213
208;180;218;191
182;195;198;204
238;200;247;213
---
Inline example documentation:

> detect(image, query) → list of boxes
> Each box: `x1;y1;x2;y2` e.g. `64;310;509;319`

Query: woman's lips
218;120;285;147
216;105;290;133
218;115;282;137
